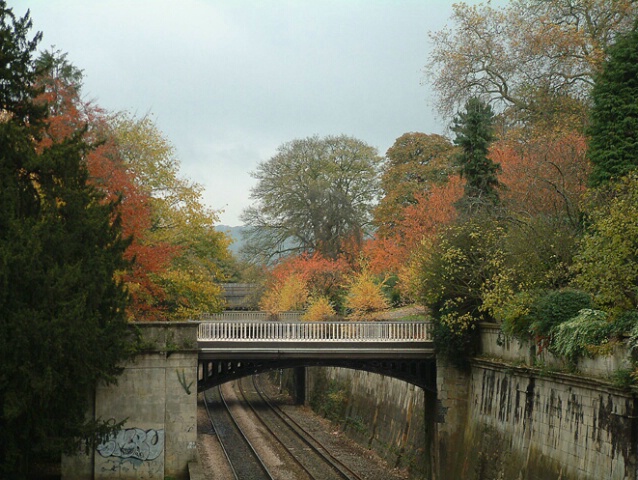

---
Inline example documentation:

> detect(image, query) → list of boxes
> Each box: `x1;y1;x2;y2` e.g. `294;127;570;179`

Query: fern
550;309;611;368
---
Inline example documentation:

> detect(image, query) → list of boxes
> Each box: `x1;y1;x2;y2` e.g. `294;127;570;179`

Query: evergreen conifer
588;22;638;187
0;3;132;474
451;97;501;214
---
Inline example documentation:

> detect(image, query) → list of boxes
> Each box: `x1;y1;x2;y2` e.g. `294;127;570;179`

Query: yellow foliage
396;237;435;303
158;266;224;320
344;269;389;320
259;274;309;315
440;298;476;335
302;296;336;321
259;288;280;316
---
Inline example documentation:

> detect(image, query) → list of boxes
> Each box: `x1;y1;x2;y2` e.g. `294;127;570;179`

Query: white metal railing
198;321;432;342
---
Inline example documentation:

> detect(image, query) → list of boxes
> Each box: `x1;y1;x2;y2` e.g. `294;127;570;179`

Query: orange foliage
398;176;462;250
494;131;589;221
365;176;463;275
35;70;180;321
268;252;351;298
363;237;405;276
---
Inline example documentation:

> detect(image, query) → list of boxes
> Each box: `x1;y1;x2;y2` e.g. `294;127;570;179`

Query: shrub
498;291;540;340
627;320;638;356
418;219;504;361
432;316;479;369
573;173;638;313
529;289;592;338
610;310;638;336
550;309;611;368
344;269;389;320
302;296;336;321
259;273;309;315
382;274;403;307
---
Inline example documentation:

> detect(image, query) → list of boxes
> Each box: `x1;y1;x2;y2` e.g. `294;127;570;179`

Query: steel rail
203;386;274;480
202;389;239;480
246;375;364;480
235;377;317;480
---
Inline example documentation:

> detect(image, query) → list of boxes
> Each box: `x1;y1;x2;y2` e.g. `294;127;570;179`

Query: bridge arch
197;318;436;392
197;357;436;392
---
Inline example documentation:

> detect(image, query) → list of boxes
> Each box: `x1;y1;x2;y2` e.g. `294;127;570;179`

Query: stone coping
472;357;638;398
131;321;199;354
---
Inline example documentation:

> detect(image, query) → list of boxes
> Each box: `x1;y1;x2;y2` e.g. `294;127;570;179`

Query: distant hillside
216;225;248;255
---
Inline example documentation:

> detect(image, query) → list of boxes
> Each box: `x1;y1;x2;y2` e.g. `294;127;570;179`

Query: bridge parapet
198;320;432;342
197;320;435;391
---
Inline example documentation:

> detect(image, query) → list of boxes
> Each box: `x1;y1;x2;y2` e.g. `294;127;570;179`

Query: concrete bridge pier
63;322;199;480
293;366;306;405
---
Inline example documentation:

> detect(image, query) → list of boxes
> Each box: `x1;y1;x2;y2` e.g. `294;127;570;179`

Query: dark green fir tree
451;97;501;214
0;2;133;475
588;22;638;187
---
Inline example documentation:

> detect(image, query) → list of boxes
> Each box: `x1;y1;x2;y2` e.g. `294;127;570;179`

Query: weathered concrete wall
305;367;433;478
62;322;199;480
434;325;638;480
480;322;632;378
303;325;637;480
433;358;470;479
437;360;637;480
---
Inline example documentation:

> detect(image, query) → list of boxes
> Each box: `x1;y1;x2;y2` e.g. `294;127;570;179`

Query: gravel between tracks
259;378;409;480
196;379;409;480
196;394;235;479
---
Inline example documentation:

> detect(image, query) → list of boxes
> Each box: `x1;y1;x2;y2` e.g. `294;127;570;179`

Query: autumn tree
34;49;83;134
242;135;382;263
452;97;501;214
110;114;230;319
35;51;230;320
0;4;132;473
260;252;350;314
426;0;638;127
588;21;638;187
366;132;461;300
418;219;505;365
375;132;456;235
33;50;182;320
494;130;589;226
574;173;638;314
365;176;462;277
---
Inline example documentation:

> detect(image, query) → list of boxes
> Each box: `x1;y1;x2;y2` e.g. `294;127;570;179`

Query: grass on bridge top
375;305;429;322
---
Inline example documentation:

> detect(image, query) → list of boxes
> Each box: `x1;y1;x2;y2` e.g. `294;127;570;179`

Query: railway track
237;375;365;480
203;386;274;480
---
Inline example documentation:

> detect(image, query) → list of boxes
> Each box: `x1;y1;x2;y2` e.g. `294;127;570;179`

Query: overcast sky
19;1;470;226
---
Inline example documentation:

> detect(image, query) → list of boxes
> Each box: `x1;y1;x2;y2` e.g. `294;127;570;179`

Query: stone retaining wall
437;359;637;479
434;324;638;479
304;324;638;480
62;323;199;480
304;366;433;478
480;322;633;378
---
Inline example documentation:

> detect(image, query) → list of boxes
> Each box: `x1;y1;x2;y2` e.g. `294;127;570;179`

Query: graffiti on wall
97;428;164;462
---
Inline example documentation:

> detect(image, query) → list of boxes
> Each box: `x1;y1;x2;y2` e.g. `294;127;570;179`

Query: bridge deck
197;320;435;390
198;320;434;359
